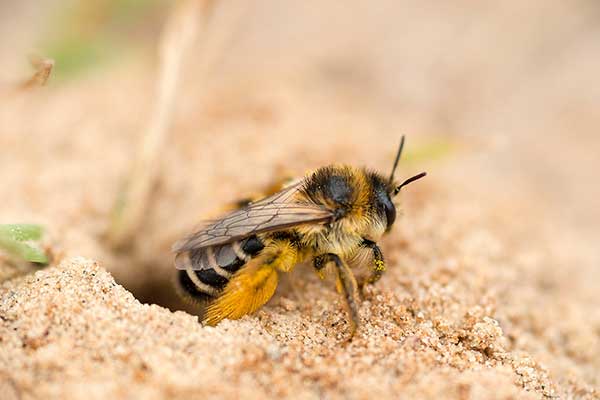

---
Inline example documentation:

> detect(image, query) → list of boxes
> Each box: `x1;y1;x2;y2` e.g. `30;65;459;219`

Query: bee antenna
388;135;405;184
393;172;427;196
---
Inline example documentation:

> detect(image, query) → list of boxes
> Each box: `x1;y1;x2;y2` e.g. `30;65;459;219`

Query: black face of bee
378;188;396;229
369;173;397;230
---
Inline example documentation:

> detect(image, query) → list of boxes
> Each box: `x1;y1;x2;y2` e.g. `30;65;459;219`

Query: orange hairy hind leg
203;261;278;325
202;241;298;326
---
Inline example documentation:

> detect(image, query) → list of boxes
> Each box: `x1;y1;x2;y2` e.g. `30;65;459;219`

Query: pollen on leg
374;259;386;272
316;269;327;280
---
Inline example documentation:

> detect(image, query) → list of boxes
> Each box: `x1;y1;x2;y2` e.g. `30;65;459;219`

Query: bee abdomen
175;236;265;303
176;269;216;303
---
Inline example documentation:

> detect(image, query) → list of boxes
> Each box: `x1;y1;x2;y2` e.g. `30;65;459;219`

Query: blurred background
2;0;599;292
1;0;599;395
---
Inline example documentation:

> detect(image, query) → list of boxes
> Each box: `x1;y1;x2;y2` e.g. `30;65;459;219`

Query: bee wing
172;182;333;254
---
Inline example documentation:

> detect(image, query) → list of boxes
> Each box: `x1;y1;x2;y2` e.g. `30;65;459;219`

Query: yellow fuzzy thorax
293;165;387;259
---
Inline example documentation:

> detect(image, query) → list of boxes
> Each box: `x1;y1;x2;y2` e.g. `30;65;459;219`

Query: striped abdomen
176;235;265;303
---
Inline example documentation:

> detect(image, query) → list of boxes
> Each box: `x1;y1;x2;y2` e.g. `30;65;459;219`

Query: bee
173;137;426;338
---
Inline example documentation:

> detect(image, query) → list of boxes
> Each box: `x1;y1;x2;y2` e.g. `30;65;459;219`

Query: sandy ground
1;1;600;399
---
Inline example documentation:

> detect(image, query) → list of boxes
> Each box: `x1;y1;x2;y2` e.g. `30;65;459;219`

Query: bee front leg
314;254;360;339
359;239;386;288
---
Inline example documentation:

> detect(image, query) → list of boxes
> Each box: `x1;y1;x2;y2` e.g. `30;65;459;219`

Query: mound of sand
0;254;552;400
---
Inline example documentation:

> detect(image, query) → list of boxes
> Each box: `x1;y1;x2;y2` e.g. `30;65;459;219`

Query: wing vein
172;182;333;252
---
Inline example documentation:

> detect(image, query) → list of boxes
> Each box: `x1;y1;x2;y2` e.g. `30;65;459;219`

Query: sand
0;257;549;400
1;1;600;399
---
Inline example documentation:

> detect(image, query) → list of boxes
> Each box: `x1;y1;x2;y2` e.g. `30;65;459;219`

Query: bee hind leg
203;240;298;326
314;253;360;339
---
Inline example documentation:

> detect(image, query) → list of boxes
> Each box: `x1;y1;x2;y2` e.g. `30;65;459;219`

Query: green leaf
0;224;48;264
0;224;44;241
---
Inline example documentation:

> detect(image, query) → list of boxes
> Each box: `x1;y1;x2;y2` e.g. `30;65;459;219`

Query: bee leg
314;254;360;339
359;239;386;289
203;240;298;326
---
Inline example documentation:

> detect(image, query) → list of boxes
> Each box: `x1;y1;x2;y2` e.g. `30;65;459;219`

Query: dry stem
20;56;54;89
107;0;248;249
107;0;204;248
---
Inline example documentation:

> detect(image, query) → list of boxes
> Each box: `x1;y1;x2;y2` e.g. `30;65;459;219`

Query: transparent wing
172;182;333;253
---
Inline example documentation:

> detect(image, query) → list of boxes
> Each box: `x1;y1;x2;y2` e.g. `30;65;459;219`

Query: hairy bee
173;137;426;338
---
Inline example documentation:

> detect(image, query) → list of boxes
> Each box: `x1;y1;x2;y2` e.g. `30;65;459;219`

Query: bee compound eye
376;189;396;229
384;200;396;229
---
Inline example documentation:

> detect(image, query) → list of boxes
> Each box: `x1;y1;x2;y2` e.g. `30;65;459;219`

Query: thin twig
0;56;54;95
107;0;204;248
107;0;249;248
19;56;54;89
